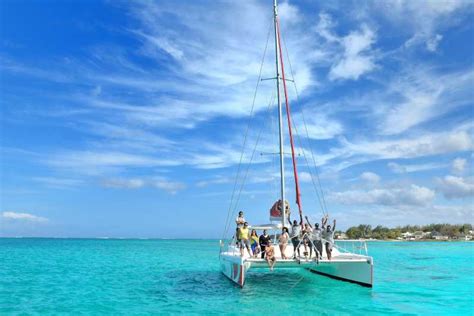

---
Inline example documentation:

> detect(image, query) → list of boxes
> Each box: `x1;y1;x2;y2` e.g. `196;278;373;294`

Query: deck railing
221;235;369;258
333;239;369;256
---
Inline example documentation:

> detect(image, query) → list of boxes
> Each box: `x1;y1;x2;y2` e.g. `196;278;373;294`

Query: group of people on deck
235;210;336;270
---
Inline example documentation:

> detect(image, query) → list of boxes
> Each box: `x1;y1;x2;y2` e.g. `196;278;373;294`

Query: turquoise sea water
1;239;473;315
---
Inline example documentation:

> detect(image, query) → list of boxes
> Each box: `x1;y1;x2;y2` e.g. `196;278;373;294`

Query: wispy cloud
32;177;84;188
328;184;435;207
314;13;377;81
331;203;472;229
152;178;186;195
1;211;48;223
374;0;473;52
329;25;377;81
360;172;380;184
451;158;467;175
100;177;185;194
339;124;473;162
101;178;145;189
387;162;446;174
47;151;182;175
377;68;474;135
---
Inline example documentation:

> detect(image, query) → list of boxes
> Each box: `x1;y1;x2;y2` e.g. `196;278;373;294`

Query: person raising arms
323;219;336;260
288;219;302;259
305;215;323;260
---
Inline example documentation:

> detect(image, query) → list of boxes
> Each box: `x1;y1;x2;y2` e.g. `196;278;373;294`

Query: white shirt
323;229;335;243
236;216;245;227
290;225;301;239
312;228;322;240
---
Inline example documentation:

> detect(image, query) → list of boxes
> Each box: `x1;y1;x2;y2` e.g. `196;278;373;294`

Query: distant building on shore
400;231;432;240
431;232;449;240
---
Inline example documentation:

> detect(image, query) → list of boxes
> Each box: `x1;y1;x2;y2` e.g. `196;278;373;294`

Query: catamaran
219;0;374;288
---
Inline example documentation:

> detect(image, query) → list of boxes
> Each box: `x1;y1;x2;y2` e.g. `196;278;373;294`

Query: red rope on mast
276;17;303;224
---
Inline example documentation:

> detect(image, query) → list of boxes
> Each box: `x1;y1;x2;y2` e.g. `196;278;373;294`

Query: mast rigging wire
221;18;273;240
281;31;329;217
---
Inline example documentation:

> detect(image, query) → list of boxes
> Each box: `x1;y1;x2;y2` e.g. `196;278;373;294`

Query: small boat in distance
219;0;373;288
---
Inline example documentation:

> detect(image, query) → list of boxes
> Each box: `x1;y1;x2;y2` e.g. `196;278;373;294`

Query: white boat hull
220;253;250;287
308;257;373;287
219;246;373;287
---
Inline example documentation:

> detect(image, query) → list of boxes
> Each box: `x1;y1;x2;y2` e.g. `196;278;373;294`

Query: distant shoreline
0;237;472;242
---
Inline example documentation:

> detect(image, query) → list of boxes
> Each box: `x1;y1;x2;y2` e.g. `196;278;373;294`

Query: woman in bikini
279;227;289;259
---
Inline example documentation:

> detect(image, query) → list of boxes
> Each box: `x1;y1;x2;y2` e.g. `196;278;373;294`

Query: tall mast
273;0;286;227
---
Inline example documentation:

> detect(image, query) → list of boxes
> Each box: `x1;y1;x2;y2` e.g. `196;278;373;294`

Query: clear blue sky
1;0;473;238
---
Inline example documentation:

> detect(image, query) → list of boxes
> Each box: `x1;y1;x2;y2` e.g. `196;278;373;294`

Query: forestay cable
222;19;273;240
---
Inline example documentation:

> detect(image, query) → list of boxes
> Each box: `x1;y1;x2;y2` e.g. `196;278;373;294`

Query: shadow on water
411;256;436;260
404;266;429;271
429;275;455;280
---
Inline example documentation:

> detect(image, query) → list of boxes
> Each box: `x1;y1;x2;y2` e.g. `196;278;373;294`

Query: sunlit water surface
1;239;473;315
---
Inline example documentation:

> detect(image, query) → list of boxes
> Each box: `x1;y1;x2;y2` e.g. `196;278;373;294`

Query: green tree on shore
344;223;472;240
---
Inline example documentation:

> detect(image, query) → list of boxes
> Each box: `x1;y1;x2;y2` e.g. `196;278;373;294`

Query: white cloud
2;212;48;223
47;151;181;175
387;162;446;174
436;175;474;199
101;178;145;189
196;176;231;188
375;0;472;52
378;68;474;135
33;177;84;188
153;179;186;195
340;126;474;161
329;24;377;80
99;176;185;194
134;31;184;60
299;171;312;183
315;13;339;43
293;111;343;140
315;12;377;81
278;1;301;24
329;184;435;207
452;158;467;174
426;34;443;52
360;172;380;184
331;203;473;229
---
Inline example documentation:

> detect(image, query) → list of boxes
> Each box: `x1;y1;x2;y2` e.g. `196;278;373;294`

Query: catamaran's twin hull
308;258;373;287
220;254;250;287
220;254;373;288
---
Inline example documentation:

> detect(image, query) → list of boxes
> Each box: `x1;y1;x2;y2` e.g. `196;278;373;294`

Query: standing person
233;227;241;246
288;219;302;259
259;230;271;259
323;219;336;260
265;240;276;271
302;223;314;259
239;222;252;257
250;229;260;258
279;227;290;259
235;211;245;228
305;216;323;260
